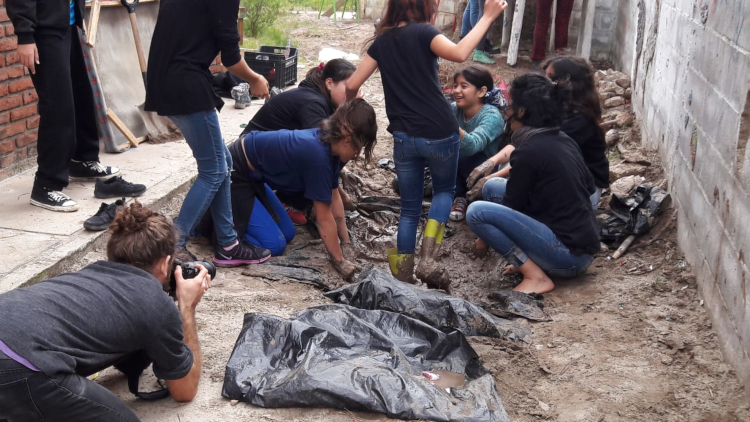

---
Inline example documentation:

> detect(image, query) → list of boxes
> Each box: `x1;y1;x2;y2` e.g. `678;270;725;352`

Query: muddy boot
415;219;451;291
472;49;496;65
388;248;415;283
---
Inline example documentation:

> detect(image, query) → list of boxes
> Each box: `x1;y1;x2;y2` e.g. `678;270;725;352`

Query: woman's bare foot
511;259;555;294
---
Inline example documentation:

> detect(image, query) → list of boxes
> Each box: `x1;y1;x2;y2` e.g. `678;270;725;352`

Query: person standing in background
531;0;575;66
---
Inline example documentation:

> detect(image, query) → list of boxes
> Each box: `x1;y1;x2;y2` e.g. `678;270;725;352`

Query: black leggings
0;351;140;422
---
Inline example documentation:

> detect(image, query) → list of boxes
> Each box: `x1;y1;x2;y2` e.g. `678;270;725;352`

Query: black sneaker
484;39;502;55
83;199;125;231
30;188;79;212
213;240;271;267
69;160;120;181
94;176;146;199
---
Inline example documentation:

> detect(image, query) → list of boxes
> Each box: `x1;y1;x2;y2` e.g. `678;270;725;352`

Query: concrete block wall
0;1;40;181
568;0;620;62
617;0;750;387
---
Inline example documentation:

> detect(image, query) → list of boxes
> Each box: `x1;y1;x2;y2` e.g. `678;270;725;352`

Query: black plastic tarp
601;184;672;241
325;267;532;343
222;304;510;422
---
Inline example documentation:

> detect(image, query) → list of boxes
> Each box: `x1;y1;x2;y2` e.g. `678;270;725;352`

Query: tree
243;0;284;38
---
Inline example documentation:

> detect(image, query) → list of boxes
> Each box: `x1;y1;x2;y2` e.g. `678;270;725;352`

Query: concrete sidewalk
0;99;262;293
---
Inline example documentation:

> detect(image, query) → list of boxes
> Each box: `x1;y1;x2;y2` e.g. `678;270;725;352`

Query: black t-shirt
367;24;458;138
145;0;242;116
0;261;193;379
504;130;600;255
241;80;333;137
560;114;610;188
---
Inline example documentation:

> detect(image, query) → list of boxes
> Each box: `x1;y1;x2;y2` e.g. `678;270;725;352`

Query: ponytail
509;73;569;128
303;59;357;110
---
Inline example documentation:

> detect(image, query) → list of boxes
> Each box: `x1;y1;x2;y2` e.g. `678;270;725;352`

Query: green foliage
242;0;284;37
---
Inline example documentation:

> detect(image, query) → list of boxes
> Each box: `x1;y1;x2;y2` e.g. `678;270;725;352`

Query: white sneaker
30;188;79;212
449;197;468;221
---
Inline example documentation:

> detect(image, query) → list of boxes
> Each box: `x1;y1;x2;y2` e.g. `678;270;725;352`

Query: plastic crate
244;46;298;89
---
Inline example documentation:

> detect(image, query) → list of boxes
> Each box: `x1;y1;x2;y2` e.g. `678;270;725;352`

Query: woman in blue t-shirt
344;0;507;291
449;65;504;222
228;99;378;280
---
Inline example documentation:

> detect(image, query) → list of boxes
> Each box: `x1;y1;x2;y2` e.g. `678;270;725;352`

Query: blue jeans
393;131;460;253
170;111;237;248
244;184;296;256
461;0;486;41
466;177;594;277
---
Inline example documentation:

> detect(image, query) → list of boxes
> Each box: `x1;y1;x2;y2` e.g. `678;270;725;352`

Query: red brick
5;51;18;65
0;55;6;67
0;138;13;154
0;121;26;138
0;26;5;37
4;23;13;36
22;89;37;104
0;9;8;23
26;115;38;128
0;36;17;52
0;94;21;111
10;104;35;121
15;130;36;147
0;112;9;125
9;77;33;93
6;65;23;79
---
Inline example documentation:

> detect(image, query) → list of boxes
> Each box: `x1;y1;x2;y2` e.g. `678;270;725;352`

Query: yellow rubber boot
387;248;415;283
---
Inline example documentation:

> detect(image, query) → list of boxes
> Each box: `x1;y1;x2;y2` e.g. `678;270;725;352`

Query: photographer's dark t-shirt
0;261;193;380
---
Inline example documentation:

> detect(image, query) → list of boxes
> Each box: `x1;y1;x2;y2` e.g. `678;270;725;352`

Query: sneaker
449;197;468;221
213;240;271;267
284;204;307;225
94;176;146;199
483;39;502;55
231;83;251;109
70;160;120;181
83;199;125;231
472;50;496;65
30;188;80;212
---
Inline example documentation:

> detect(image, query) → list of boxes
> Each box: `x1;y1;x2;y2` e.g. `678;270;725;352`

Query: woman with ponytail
240;59;357;224
466;73;600;294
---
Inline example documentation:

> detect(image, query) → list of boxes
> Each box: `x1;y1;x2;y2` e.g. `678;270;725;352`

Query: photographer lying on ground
0;203;209;422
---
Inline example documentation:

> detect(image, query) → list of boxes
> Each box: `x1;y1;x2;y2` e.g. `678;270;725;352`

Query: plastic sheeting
601;184;672;241
325;267;532;342
222;304;510;422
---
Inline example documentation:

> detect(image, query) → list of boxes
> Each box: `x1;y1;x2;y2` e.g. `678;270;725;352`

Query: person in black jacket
466;74;600;294
545;56;609;207
7;0;121;212
145;0;271;267
239;59;357;225
0;202;210;421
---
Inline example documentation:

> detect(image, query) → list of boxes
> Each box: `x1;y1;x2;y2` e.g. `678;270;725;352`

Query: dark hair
453;65;494;103
365;0;438;51
543;56;603;127
320;98;378;163
305;59;357;110
107;202;177;272
508;73;571;128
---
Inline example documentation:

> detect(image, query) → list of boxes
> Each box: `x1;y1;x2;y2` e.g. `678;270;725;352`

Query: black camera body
169;261;217;294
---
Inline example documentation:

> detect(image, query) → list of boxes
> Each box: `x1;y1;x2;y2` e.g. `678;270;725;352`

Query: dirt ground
75;12;750;422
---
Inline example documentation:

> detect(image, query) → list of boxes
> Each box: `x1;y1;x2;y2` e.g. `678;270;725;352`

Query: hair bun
109;202;152;235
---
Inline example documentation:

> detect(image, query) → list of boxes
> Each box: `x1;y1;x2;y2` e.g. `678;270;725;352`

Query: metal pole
506;0;525;66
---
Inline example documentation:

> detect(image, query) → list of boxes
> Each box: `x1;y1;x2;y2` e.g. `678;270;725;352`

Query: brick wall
614;0;750;389
0;2;39;181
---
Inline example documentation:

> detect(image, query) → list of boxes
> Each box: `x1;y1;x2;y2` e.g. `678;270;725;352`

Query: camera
169;261;217;295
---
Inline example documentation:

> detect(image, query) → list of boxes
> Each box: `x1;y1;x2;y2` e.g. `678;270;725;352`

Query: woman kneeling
466;74;600;294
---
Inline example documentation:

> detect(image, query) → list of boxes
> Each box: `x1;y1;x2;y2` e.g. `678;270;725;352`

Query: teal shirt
452;103;504;160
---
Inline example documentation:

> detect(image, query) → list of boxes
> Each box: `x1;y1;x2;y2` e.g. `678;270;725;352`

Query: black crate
244;46;298;89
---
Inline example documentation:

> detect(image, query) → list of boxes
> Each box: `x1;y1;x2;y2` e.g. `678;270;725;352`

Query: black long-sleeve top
145;0;242;116
7;0;85;44
504;129;601;256
560;113;610;189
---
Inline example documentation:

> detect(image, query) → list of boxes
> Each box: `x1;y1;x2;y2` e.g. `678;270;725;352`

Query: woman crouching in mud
226;99;377;280
466;74;600;294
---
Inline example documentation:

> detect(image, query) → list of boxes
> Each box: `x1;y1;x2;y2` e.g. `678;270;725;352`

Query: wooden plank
106;109;139;148
506;0;526;66
87;0;101;47
548;0;557;55
501;0;515;49
576;0;595;60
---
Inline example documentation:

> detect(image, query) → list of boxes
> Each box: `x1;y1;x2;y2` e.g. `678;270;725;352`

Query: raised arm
429;0;507;62
346;56;378;101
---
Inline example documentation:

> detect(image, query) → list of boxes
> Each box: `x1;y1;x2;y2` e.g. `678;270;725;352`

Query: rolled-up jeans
466;177;593;277
393;131;460;253
170;110;237;248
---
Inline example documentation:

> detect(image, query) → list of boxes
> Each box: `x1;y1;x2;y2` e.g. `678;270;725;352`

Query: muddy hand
467;175;492;201
341;242;359;262
471;238;490;259
467;159;494;189
483;0;508;20
332;258;358;280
